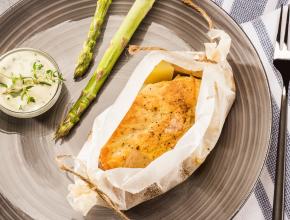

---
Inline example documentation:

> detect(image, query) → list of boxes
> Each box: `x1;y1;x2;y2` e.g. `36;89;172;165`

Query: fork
273;5;290;220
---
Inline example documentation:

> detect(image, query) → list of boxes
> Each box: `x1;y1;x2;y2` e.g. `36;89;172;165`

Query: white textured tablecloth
0;0;289;219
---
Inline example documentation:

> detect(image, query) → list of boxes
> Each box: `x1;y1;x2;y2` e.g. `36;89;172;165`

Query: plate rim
207;1;273;219
0;0;273;219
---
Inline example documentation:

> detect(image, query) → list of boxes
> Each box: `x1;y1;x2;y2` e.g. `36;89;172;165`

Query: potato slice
144;61;174;84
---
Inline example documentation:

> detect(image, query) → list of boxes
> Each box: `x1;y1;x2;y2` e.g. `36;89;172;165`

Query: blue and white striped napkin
211;0;289;219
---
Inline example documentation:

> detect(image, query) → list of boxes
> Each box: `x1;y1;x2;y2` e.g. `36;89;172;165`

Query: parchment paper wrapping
67;29;236;215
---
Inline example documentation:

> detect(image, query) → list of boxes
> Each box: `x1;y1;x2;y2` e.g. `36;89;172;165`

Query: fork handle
273;86;287;220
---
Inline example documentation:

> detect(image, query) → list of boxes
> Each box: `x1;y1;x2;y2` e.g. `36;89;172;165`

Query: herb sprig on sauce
0;61;64;109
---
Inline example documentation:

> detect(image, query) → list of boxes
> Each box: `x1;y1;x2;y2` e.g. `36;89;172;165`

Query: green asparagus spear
74;0;112;79
55;0;156;139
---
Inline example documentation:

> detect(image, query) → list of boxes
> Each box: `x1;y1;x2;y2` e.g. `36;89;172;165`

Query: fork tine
277;6;283;43
285;6;289;44
287;5;290;50
278;6;288;50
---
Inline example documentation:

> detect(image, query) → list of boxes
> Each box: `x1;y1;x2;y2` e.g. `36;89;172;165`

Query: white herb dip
0;49;61;116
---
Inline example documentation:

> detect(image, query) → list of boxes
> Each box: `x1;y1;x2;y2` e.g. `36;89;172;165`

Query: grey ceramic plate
0;0;272;219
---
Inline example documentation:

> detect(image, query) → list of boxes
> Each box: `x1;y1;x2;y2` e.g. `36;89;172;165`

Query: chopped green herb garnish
32;61;43;79
39;81;52;86
20;86;32;100
0;82;7;88
1;61;65;108
33;61;43;71
27;96;35;104
11;74;18;84
46;70;53;74
20;89;26;100
9;89;23;97
57;72;65;82
25;85;33;90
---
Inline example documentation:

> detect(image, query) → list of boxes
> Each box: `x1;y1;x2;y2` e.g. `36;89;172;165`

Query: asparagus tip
54;120;74;140
73;67;83;80
54;129;64;140
73;73;80;80
73;61;91;79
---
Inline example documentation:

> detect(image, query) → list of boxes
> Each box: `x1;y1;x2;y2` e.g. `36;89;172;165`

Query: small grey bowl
0;48;62;118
